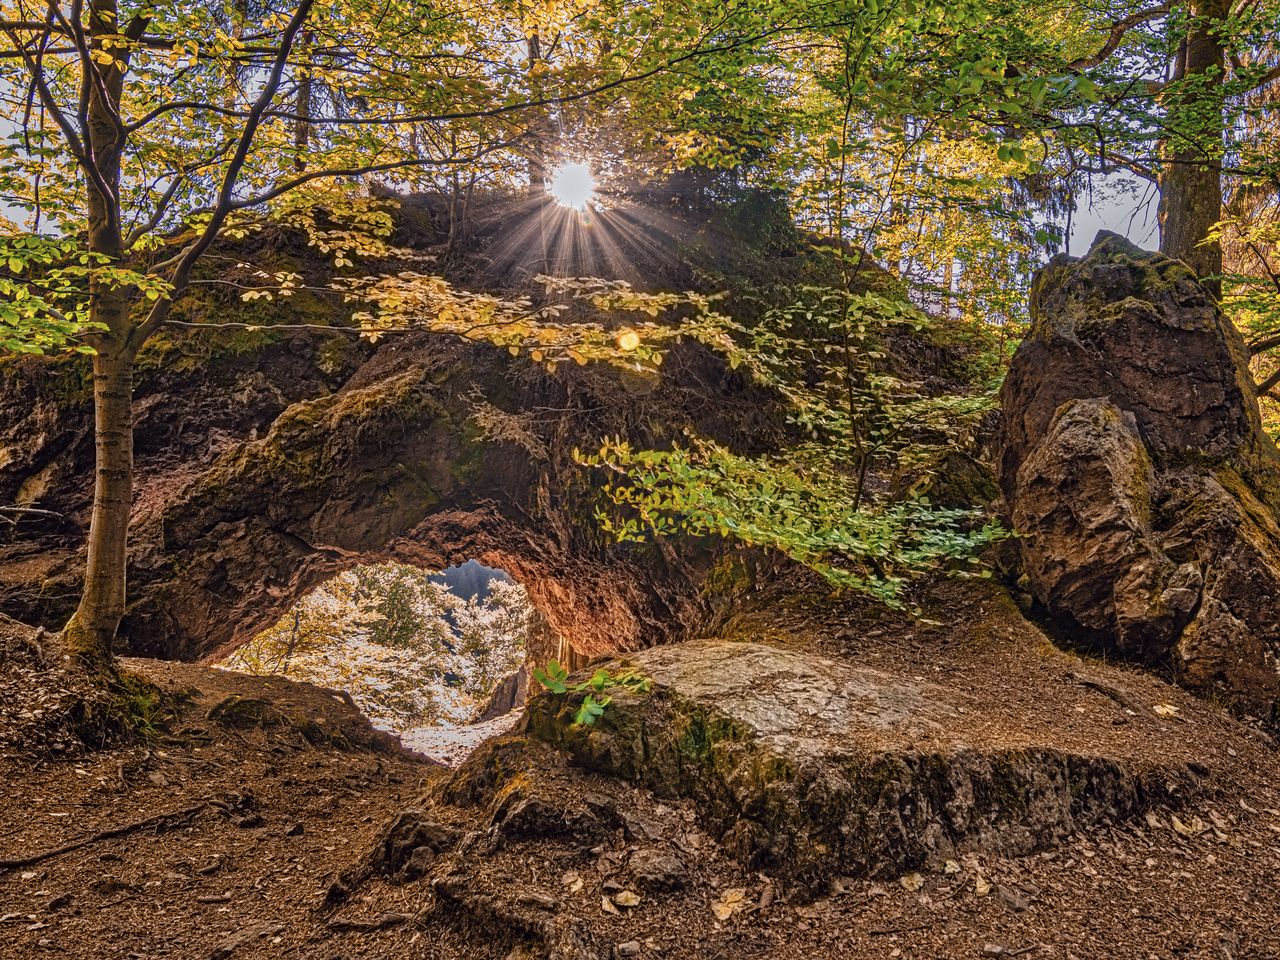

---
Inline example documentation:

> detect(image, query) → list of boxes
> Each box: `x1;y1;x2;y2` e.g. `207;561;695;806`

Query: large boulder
525;639;1200;891
998;232;1280;718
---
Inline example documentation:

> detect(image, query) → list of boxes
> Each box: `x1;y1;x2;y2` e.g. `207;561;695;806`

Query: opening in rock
216;560;537;765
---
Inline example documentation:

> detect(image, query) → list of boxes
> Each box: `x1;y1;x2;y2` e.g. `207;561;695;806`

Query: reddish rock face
998;232;1280;719
0;330;772;663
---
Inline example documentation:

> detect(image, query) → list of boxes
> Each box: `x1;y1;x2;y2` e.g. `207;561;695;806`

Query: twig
0;505;60;517
0;799;214;871
1069;673;1140;713
326;912;415;933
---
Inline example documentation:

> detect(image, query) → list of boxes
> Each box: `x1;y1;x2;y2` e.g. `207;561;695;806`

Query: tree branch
1067;2;1173;71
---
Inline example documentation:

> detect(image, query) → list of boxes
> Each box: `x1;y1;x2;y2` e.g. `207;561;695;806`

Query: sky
1065;171;1160;255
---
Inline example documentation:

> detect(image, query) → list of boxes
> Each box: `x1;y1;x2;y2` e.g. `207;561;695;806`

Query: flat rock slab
528;639;1202;890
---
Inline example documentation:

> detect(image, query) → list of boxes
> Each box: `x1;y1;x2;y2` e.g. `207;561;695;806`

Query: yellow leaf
617;330;641;351
711;887;746;922
1171;814;1206;838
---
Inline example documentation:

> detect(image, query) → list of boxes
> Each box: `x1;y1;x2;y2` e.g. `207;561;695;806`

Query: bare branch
1067;2;1173;71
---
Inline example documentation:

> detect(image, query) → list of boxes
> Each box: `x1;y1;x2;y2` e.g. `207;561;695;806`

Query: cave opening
215;558;543;764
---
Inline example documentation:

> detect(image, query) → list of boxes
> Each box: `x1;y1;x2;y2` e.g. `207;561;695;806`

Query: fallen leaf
899;872;925;892
561;871;584;894
1171;814;1206;838
601;896;620;916
712;888;747;921
614;890;642;908
1153;703;1180;717
943;860;961;875
975;875;991;897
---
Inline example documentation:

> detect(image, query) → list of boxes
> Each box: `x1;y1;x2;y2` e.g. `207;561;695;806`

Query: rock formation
998;231;1280;718
0;326;775;662
527;639;1197;889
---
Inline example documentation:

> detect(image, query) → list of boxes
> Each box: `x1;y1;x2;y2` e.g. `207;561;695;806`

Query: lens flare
548;162;596;210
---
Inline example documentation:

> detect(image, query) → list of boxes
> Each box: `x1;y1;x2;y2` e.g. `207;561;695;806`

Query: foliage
576;283;1004;604
532;659;653;726
341;270;738;373
580;437;1003;606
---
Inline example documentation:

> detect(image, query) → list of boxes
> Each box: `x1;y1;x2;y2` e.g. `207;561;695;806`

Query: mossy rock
526;640;1202;892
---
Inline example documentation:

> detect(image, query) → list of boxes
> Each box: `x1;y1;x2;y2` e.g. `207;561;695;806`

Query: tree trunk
61;0;133;666
61;330;135;664
1158;0;1227;296
526;32;548;198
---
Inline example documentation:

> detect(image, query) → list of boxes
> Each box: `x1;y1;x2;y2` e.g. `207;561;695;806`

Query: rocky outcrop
998;232;1280;718
522;639;1201;890
0;327;776;662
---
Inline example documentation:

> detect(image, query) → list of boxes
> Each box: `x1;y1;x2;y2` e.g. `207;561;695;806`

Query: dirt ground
2;581;1279;960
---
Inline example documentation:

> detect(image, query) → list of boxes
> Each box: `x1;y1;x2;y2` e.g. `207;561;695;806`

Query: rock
369;810;463;878
0;333;766;664
402;845;437;881
998;232;1280;717
491;791;608;843
993;884;1029;912
284;821;304;837
615;942;642;957
476;667;530;722
528;639;1201;894
627;848;687;891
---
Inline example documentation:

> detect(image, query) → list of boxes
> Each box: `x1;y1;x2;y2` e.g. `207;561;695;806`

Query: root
0;799;214;872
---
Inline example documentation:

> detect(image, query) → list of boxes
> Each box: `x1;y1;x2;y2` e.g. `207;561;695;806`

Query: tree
1034;0;1280;290
0;0;787;665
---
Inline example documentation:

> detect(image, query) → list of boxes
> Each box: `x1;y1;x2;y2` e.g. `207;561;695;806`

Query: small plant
532;660;653;726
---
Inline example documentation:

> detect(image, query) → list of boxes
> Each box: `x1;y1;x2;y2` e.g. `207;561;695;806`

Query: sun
548;162;596;210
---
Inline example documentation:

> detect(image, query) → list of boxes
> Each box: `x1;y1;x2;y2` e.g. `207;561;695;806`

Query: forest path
1;582;1279;958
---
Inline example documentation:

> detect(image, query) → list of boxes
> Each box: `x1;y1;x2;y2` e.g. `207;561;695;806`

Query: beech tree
0;0;781;665
1044;0;1280;290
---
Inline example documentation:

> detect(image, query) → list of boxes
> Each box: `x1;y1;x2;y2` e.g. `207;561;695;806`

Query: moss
316;335;357;376
105;671;181;738
195;368;442;499
701;554;755;598
917;452;999;510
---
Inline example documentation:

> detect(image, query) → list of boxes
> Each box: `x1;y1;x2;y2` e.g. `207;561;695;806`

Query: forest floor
1;581;1279;960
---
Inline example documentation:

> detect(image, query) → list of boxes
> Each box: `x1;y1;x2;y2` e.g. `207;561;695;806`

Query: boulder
998;232;1280;718
526;639;1200;892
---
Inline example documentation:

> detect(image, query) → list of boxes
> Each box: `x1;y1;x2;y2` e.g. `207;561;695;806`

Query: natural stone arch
0;329;775;664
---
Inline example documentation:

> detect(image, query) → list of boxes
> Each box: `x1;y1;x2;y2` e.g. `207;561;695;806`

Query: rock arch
0;329;774;663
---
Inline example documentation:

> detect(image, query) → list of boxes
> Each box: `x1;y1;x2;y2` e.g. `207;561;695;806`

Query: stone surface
998;232;1280;718
527;639;1201;892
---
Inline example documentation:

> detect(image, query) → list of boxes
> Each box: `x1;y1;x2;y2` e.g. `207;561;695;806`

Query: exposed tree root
0;799;214;871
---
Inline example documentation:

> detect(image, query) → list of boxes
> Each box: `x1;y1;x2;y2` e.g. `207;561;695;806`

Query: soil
2;580;1279;959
